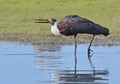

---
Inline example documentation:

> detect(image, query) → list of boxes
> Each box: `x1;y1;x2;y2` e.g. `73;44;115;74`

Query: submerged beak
34;19;49;23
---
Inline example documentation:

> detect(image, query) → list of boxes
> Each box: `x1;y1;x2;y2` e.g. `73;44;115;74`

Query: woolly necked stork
35;15;109;70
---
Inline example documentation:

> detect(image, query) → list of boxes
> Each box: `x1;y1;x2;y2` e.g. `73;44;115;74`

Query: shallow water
0;41;120;84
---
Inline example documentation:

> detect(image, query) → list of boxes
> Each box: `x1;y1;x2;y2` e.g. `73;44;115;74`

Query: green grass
0;0;120;45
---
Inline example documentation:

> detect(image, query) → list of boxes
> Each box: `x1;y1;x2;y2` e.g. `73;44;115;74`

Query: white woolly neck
51;22;60;36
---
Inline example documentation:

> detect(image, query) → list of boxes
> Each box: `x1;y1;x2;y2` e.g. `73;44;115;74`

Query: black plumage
57;15;109;36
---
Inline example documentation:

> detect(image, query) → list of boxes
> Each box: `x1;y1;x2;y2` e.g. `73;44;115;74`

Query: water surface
0;41;120;84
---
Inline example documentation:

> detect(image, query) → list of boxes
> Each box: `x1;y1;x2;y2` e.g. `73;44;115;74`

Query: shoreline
0;33;119;46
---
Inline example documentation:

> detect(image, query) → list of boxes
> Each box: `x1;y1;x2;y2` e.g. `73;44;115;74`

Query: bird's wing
57;15;96;35
63;15;94;23
57;15;109;36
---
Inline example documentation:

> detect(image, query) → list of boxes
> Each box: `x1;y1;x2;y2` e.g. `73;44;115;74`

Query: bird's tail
95;24;109;36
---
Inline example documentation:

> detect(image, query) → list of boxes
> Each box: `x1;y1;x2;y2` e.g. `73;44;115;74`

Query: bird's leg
74;35;77;77
88;35;96;75
88;35;95;58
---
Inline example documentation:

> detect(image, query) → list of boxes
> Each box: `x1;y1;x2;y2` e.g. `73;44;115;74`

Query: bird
35;15;109;70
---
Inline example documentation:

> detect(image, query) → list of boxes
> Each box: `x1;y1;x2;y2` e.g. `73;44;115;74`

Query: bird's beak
34;19;49;23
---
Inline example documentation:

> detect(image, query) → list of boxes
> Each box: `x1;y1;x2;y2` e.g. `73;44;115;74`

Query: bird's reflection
74;49;96;76
52;52;109;84
88;50;96;75
52;70;109;84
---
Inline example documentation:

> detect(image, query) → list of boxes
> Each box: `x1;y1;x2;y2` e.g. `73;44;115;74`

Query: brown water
0;41;120;84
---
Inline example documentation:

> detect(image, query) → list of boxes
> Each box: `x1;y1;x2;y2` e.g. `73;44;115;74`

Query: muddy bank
0;33;119;46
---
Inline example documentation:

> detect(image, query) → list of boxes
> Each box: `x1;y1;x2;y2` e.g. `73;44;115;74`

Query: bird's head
34;18;60;35
35;18;57;25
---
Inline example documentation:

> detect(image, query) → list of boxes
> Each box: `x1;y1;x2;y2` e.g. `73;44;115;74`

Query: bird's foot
88;48;93;58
